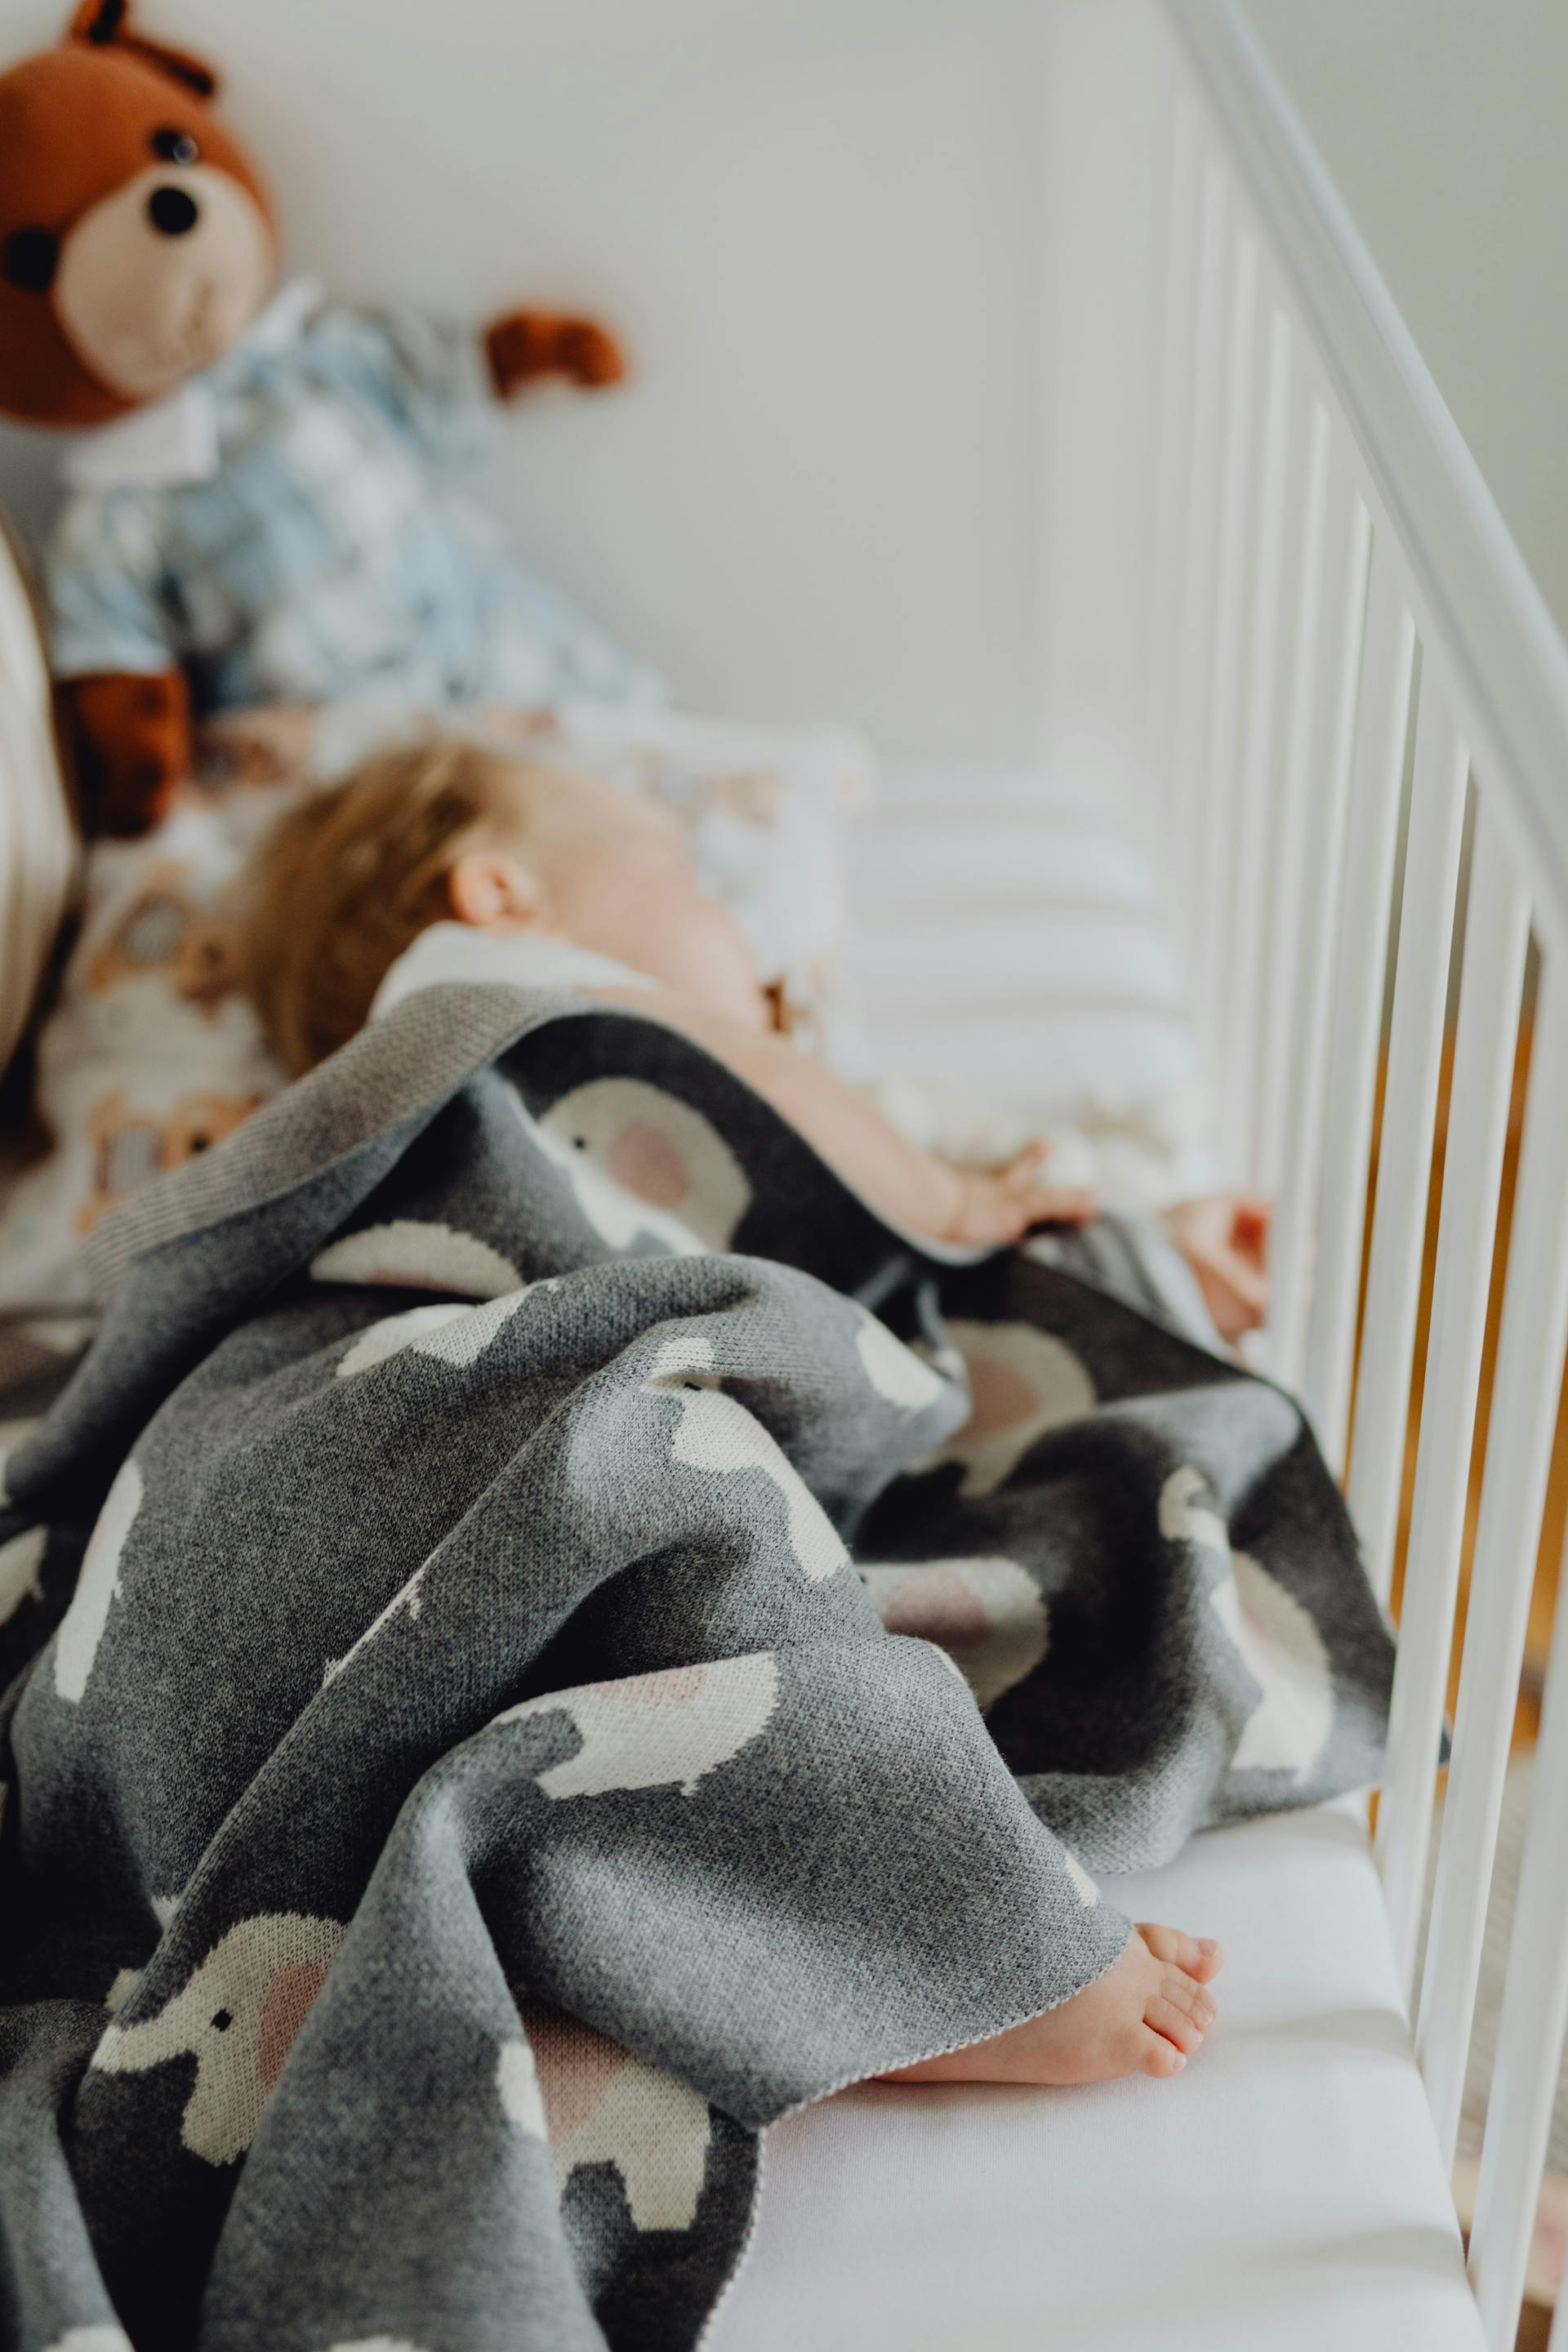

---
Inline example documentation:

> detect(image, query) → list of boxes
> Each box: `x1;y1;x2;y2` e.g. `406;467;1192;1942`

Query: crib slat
1252;384;1331;1195
1468;1508;1568;2350
1300;543;1415;1469
1169;157;1231;966
1263;459;1371;1387
1373;796;1527;1994
1418;954;1568;2170
1145;90;1203;839
1347;678;1468;1598
1194;225;1260;1078
1223;291;1294;1183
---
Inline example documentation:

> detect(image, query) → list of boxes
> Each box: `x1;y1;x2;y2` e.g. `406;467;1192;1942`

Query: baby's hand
943;1147;1098;1246
1163;1193;1271;1341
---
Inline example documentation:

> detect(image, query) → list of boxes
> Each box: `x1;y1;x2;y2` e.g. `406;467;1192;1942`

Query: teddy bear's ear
65;0;220;99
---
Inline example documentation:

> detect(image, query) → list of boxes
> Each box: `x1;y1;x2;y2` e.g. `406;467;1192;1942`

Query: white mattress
709;1803;1486;2352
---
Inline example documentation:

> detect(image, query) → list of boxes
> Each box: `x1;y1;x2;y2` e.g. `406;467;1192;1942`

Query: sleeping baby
242;735;1252;2088
245;739;1269;1316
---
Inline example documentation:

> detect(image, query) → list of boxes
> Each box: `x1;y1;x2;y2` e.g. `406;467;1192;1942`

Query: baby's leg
880;1924;1222;2087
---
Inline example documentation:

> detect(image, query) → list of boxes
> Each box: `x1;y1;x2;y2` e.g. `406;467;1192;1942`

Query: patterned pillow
0;515;75;1082
0;701;873;1329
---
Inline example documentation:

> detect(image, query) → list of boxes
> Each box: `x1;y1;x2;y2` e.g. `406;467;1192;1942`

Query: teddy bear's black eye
151;127;200;166
2;227;59;292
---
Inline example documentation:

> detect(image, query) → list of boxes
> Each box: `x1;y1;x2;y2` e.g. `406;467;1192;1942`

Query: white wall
1036;2;1169;801
1241;0;1568;648
2;2;1562;776
0;0;1060;763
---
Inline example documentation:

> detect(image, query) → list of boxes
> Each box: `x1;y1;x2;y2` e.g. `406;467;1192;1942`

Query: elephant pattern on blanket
0;982;1394;2352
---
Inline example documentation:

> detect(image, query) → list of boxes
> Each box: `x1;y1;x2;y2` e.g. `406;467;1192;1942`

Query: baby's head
243;737;765;1073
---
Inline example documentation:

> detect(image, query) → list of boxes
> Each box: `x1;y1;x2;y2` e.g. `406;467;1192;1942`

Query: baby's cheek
559;866;686;979
551;855;764;1018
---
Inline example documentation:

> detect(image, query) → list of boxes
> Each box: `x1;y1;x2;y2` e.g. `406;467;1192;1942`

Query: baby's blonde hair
243;737;536;1075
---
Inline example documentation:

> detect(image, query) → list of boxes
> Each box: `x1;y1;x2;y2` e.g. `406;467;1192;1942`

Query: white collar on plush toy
58;277;326;493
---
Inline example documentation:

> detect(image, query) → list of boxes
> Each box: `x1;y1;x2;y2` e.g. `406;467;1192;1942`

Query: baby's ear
65;0;220;98
447;851;544;933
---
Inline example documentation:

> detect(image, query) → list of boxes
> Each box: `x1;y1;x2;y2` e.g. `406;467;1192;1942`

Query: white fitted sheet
709;1804;1485;2352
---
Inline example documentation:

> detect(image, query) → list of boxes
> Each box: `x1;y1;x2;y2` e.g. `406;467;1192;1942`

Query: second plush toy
0;0;660;834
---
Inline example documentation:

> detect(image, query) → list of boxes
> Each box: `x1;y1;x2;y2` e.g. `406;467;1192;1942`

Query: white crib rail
1151;7;1568;2344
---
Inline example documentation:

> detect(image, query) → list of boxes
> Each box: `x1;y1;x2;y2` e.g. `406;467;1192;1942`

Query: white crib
1;2;1564;2343
715;2;1568;2345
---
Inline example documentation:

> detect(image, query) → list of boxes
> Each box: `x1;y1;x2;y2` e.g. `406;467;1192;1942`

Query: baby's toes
1141;2030;1187;2078
1160;1968;1218;2030
1145;1993;1207;2056
1138;1922;1224;1982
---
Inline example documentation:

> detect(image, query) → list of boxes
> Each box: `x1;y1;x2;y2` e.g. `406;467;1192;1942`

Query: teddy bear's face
51;140;275;405
0;12;276;426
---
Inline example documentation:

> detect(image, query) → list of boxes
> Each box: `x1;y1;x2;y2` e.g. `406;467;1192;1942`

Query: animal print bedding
0;981;1394;2352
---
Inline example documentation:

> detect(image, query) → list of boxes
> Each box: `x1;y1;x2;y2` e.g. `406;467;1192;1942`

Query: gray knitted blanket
0;985;1393;2352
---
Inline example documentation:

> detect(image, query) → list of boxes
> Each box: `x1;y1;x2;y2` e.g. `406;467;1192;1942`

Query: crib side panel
1149;8;1568;2345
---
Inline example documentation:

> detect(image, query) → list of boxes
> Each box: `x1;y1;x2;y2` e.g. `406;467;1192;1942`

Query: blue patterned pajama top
46;283;661;713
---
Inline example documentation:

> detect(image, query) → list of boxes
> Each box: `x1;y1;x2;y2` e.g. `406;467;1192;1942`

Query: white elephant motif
55;1458;144;1704
310;1221;523;1298
646;1333;847;1583
859;1557;1049;1712
528;1080;751;1255
853;1312;949;1412
336;1286;546;1379
322;2340;430;2352
323;2341;430;2351
497;1653;780;1802
1159;1466;1334;1780
913;1321;1096;1496
1159;1463;1229;1555
501;2007;711;2232
91;1912;343;2165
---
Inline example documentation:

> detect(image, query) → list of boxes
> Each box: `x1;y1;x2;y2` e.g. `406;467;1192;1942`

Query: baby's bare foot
878;1924;1223;2087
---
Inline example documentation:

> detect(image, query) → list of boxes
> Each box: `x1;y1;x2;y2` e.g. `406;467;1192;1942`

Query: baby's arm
591;986;1094;1245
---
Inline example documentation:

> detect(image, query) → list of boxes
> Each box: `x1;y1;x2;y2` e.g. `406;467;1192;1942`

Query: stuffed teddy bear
0;1;658;836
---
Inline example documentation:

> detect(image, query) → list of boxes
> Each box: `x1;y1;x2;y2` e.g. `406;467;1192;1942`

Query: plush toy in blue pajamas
48;285;663;721
0;0;653;833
